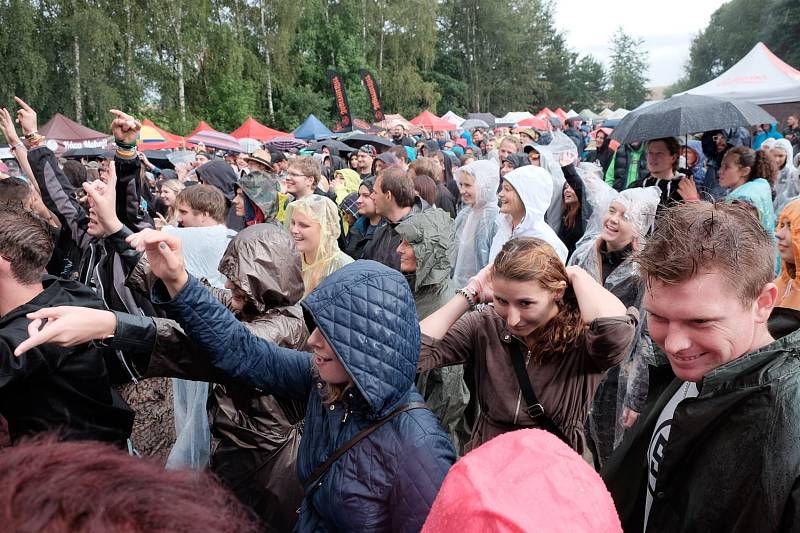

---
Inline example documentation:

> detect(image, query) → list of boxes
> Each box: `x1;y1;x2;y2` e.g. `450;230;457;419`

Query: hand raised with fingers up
126;229;188;296
13;96;37;136
0;107;21;146
109;109;141;145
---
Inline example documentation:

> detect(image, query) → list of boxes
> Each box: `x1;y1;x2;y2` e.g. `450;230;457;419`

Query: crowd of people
2;95;800;532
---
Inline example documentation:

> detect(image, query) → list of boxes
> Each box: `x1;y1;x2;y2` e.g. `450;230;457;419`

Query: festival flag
359;69;385;123
326;69;353;131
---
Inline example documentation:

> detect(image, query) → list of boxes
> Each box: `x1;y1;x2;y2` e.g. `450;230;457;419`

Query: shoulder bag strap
303;401;427;493
508;349;570;445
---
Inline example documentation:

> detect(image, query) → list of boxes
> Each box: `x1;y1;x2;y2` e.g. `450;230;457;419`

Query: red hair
0;434;259;532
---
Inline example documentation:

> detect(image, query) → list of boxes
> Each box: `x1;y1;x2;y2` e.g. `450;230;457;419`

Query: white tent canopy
608;108;629;119
566;109;578;118
682;42;800;105
579;108;600;119
598;108;614;118
500;111;535;123
441;111;465;127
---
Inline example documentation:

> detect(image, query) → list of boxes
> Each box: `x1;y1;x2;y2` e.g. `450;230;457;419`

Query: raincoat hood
301;260;420;417
195;160;238;201
773;138;799;214
491;166;568;262
285;194;352;297
217;222;304;311
421;429;622;533
395;208;456;291
237;170;281;222
774;138;797;173
504;153;530;170
456;160;500;208
776;200;800;311
333;168;361;204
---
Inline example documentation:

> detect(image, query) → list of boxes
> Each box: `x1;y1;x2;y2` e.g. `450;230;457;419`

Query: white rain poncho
490;166;568;263
772;138;800;214
524;140;567;233
569;185;661;468
285;194;353;298
452;160;500;288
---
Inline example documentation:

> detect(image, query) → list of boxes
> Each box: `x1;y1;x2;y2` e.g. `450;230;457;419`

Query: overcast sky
554;0;728;87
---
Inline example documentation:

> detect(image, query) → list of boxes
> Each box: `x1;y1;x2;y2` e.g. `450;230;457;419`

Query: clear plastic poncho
285;194;353;298
525;140;567;233
452;160;500;288
772;138;800;215
568;185;661;467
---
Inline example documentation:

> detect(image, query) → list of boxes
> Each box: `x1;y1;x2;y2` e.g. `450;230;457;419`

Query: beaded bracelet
456;287;479;311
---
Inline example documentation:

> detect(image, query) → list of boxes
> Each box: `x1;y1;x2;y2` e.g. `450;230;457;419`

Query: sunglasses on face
528;153;540;161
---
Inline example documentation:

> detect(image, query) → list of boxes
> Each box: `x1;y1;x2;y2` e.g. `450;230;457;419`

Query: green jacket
396;208;470;454
602;309;800;533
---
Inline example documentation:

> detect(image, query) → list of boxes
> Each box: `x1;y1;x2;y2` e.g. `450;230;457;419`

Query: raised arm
566;265;627;322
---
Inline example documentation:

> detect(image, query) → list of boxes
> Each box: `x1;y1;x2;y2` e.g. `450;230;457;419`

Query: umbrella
460;118;490;130
167;150;197;166
142;150;175;169
467;113;496;128
266;137;308;151
341;133;394;151
238;138;263;153
188;129;243;152
610;94;776;144
62;147;109;159
308;139;356;154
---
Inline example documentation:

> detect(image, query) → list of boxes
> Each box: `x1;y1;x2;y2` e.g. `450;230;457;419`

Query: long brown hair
725;146;778;187
561;184;581;230
492;237;585;362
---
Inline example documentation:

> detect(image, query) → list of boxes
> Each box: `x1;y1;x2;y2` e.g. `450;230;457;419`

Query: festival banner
326;69;353;130
359;69;385;123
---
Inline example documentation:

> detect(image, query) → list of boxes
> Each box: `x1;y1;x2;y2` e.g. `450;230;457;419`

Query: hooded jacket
362;195;430;271
602;318;800;533
114;223;308;531
523;144;567;233
773;138;799;214
396;209;470;452
196;160;245;230
0;277;133;445
453;160;500;288
422;429;623;533
490;166;568;263
153;261;455;532
754;123;783;150
683;140;707;187
775;200;800;310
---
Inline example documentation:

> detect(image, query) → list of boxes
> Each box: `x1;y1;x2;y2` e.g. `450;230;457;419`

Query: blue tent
292;114;335;141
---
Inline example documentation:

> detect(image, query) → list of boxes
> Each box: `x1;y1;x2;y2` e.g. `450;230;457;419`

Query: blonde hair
492;237;585;362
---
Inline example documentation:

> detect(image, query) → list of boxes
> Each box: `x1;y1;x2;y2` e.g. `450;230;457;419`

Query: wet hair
411;174;438;206
388;145;409;163
176;184;226;223
492;237;585;361
0;434;259;532
409;157;443;183
62;160;88;189
288;156;321;188
724;146;778;187
634;201;774;305
0;206;54;284
0;176;33;207
647;137;681;171
376;167;415;208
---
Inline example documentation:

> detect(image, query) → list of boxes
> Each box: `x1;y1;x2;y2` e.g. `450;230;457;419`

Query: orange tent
410;110;456;131
230;116;288;142
554;108;569;121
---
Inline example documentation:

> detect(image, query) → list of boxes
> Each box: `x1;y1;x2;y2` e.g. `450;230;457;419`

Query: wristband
10;141;25;152
115;140;137;150
24;131;39;140
456;287;478;311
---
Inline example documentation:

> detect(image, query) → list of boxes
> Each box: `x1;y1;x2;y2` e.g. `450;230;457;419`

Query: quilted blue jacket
155;260;455;532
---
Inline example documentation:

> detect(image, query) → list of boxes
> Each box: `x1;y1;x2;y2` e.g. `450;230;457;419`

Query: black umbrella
308;139;356;154
142;150;175;169
62;147;108;159
341;134;393;152
611;94;775;144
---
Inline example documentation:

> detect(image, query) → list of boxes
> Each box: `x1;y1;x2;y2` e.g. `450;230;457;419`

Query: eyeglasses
528;153;540;161
712;134;724;141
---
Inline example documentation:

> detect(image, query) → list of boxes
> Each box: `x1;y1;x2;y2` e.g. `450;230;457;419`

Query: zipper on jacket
512;348;533;425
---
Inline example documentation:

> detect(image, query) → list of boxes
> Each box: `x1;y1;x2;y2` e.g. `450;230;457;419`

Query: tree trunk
378;1;385;83
260;0;274;120
73;34;82;122
124;0;133;108
175;2;185;121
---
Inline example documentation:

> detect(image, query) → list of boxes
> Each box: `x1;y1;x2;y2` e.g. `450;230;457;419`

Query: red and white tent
230;116;288;142
683;42;800;105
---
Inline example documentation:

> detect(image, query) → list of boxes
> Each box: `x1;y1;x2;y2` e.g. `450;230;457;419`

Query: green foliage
0;0;638;135
607;28;649;109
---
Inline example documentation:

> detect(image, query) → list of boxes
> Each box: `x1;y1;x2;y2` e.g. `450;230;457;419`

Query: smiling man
602;201;800;533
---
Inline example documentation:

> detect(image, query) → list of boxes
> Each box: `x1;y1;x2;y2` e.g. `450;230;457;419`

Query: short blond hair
288;157;321;188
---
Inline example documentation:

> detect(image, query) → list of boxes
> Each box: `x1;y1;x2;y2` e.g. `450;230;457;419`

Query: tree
607;28;649;109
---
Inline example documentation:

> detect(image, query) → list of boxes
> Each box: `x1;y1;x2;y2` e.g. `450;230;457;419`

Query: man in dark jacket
602;202;800;533
605;142;647;191
362;168;428;271
2;207;133;445
564;118;585;154
344;178;386;260
390;124;414;147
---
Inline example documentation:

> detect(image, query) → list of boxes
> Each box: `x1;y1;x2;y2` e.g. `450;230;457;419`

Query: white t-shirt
644;381;700;530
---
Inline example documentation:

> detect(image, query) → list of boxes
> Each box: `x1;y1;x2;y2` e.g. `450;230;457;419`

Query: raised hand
468;263;495;304
14;306;117;356
0;107;21;145
14;96;37;136
109;109;141;145
83;166;123;237
126;229;188;296
677;175;700;202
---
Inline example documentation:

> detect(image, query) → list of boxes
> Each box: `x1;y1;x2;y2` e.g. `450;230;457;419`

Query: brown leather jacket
419;305;637;455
